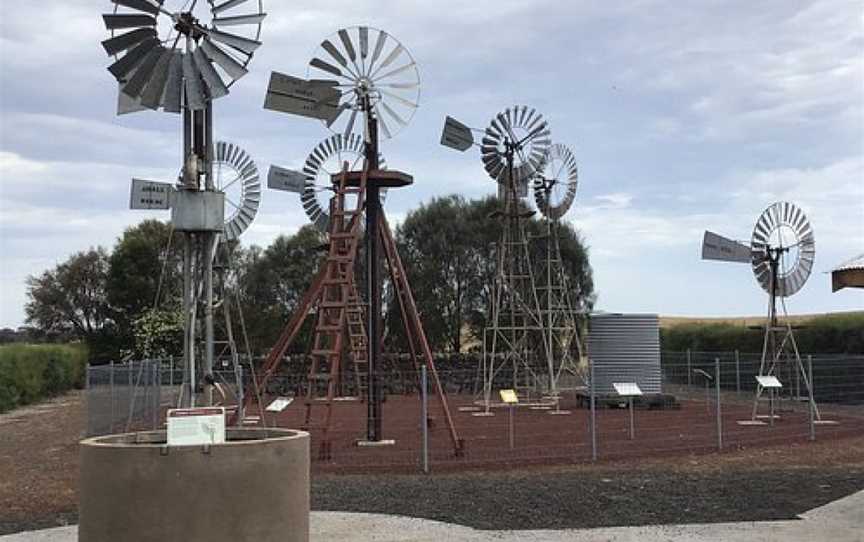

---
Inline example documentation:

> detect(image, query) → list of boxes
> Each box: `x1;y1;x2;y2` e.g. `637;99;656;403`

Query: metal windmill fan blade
213;13;267;26
117;84;148;115
305;26;420;141
338;29;357;62
103;14;157;29
533;143;578;219
102;28;157;56
122;46;164;99
112;0;162;16
139;48;173;109
161;51;183;113
183;52;206;110
215;141;261;241
749;201;815;297
208;29;262;55
441;116;473;151
107;37;159;80
212;0;250;14
701;231;751;263
193;47;229;100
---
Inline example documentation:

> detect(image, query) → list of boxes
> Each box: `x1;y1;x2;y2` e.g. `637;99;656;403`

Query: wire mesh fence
85;351;864;471
85;358;245;437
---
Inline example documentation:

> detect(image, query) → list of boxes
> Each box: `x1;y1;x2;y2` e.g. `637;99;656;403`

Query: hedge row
660;313;864;354
0;343;88;413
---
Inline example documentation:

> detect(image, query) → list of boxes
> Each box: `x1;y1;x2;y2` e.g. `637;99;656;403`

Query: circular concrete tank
79;427;309;542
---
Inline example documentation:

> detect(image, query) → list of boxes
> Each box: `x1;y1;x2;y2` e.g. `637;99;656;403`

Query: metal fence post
734;349;740;394
715;358;722;451
590;359;597;461
109;360;115;434
420;364;429;474
808;354;815;441
686;349;692;388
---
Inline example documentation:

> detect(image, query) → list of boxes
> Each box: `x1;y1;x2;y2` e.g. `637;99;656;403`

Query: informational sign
613;382;643;396
499;389;519;404
267;165;306;193
701;231;751;263
265;397;294;412
167;407;226;446
130;178;173;210
264;72;340;122
440;116;474;151
756;375;783;388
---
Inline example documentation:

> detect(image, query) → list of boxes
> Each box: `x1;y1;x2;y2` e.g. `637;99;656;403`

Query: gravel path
2;391;863;535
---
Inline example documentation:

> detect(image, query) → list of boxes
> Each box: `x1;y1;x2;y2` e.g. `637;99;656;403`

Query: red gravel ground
260;392;864;472
1;390;863;535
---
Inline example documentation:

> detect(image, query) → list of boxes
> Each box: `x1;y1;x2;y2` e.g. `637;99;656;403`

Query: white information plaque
756;375;783;388
167;407;226;446
613;382;643;396
266;397;294;412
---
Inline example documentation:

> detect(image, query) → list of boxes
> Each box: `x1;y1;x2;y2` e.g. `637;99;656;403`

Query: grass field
659;310;864;329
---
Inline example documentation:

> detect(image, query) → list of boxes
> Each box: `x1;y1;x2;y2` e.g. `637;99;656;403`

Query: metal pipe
204;233;214;406
808;354;815;441
715;357;722;451
589;359;597;460
508;405;515;449
184;234;194;408
628;397;634;440
421;364;429;473
734;349;740;393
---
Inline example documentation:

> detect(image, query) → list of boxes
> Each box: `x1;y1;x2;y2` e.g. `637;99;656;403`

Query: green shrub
661;313;864;354
0;343;88;413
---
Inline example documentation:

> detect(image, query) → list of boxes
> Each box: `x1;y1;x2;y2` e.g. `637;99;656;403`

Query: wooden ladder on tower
302;164;368;458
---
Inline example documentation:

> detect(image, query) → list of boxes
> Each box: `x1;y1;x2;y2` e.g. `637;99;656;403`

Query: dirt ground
1;391;863;535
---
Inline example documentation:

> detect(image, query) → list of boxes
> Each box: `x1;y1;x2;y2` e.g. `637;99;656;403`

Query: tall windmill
532;143;584;403
441;107;552;412
253;26;462;457
702;201;820;421
102;0;265;407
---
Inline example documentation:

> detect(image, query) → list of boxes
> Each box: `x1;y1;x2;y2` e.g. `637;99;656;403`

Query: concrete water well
79;427;309;542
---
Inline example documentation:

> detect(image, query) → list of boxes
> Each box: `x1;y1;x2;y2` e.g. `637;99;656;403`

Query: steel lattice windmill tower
249;26;463;457
532;144;585;402
101;0;265;407
441;107;553;411
702;201;821;422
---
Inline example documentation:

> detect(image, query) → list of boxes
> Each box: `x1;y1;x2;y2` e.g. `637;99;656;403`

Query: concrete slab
3;489;863;542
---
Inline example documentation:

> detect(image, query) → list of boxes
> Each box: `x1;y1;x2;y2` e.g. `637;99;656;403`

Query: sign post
755;376;782;427
613;382;643;440
500;389;518;449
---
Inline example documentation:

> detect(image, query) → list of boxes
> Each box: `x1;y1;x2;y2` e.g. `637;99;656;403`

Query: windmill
253;26;462;457
532;143;584;407
701;201;820;422
102;0;265;407
441;106;553;413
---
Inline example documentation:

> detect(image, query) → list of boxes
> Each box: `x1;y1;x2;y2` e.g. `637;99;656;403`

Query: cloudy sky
1;0;862;328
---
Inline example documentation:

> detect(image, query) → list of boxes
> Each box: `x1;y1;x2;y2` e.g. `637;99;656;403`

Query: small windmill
532;143;584;404
102;0;265;407
441;106;553;412
253;26;462;457
702;201;820;422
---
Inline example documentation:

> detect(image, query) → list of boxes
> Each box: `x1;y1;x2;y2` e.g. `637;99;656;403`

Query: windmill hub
173;12;202;39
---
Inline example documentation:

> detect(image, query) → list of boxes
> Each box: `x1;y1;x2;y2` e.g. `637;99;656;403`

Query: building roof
831;253;864;292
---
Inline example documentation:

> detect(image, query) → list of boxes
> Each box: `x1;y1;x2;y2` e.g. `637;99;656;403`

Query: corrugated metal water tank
588;313;661;395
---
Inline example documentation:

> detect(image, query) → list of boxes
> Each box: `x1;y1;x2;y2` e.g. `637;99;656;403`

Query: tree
107;219;183;321
392;194;595;353
236;225;326;353
394;196;487;352
25;247;116;359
